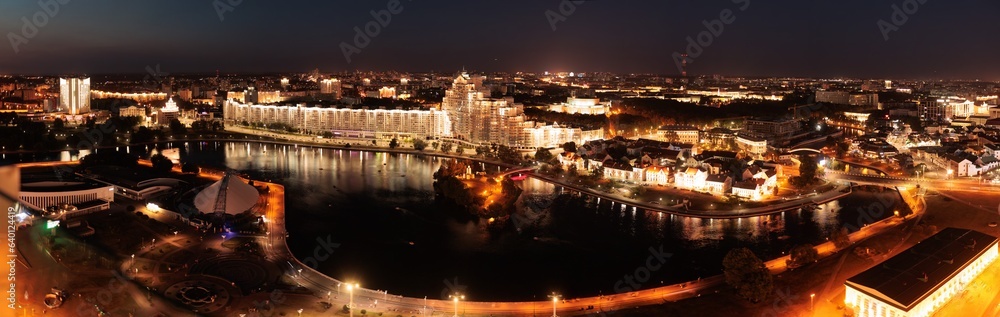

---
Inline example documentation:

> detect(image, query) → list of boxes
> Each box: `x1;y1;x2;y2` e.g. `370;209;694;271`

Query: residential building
60;77;91;115
674;167;708;191
745;119;800;140
442;73;602;148
704;174;732;196
736;134;768;158
816;91;850;104
320;78;342;98
91;91;168;103
224;100;453;139
657;125;701;145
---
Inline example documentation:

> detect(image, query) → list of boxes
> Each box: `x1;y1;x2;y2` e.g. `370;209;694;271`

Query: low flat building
844;228;998;317
657;125;701;145
19;181;114;219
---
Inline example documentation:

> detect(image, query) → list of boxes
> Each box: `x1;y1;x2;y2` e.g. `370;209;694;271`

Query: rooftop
845;228;998;311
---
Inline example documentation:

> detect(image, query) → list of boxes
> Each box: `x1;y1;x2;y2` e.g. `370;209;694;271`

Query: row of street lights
338;282;560;317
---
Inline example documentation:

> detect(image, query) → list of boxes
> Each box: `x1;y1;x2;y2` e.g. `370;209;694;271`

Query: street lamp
347;282;359;317
810;293;815;311
549;293;560;317
449;293;464;317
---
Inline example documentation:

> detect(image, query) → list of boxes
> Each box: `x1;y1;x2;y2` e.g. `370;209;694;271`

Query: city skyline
0;0;998;79
5;2;1000;316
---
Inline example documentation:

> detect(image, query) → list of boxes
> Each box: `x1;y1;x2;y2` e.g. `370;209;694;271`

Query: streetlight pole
449;293;464;317
810;293;816;312
549;293;560;317
347;283;359;317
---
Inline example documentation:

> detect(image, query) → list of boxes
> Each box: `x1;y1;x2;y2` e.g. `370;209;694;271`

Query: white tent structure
194;173;260;215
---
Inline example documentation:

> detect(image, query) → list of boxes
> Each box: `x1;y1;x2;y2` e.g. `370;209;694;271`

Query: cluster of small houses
853;126;1000;178
556;138;782;201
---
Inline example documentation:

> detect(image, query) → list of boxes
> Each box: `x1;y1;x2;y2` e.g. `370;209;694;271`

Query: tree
562;141;577;153
797;153;818;185
836;141;850;159
413;139;428;151
497;145;521;164
661;130;680;143
53;118;65;130
389;138;399;149
432;141;440;150
787;244;818;268
132;126;155;144
182;162;200;174
475;145;491;157
169;119;186;135
150;154;174;173
830;226;852;249
440;142;454;154
534;148;554;163
723;248;773;303
79;150;138;168
824;136;837;149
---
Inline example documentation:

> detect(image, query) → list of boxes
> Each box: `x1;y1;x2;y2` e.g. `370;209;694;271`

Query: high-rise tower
59;77;90;115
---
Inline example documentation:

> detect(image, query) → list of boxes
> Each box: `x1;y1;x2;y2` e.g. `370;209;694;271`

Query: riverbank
11;157;924;316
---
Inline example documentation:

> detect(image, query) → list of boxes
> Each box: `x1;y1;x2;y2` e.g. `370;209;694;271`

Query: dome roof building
194;173;259;215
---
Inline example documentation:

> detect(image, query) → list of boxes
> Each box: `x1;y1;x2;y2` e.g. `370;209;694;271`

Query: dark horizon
2;0;998;80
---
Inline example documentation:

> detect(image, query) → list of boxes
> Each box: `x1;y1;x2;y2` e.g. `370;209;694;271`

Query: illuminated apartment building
60;77;91;114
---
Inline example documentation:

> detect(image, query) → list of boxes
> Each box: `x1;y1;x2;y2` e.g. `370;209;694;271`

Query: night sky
0;0;997;79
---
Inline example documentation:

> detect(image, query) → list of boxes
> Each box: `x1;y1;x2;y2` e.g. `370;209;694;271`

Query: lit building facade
19;182;114;216
844;228;998;317
224;101;452;138
657;125;701;145
442;73;602;148
520;122;604;149
736;135;768;158
91;91;168;103
548;97;610;115
320;78;342;98
379;86;397;99
60;77;91;115
119;106;146;118
155;98;180;125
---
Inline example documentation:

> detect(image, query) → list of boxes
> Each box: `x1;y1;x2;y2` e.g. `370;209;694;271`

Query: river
2;141;910;301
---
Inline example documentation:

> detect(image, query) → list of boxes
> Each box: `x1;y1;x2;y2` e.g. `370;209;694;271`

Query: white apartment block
224;101;452;139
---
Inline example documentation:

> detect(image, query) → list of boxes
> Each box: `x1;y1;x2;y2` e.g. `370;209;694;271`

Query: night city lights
1;1;1000;316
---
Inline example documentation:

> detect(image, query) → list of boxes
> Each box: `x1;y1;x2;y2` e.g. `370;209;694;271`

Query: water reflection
2;141;908;301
